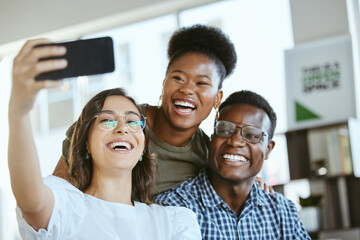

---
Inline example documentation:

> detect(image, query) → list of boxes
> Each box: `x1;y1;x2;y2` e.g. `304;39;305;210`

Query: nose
227;128;246;147
113;118;128;134
179;81;195;95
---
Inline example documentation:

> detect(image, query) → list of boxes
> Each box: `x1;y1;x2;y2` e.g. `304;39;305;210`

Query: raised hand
10;38;67;117
8;38;67;230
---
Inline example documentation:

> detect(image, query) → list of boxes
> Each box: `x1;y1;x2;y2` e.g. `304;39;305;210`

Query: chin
171;119;199;131
219;171;247;182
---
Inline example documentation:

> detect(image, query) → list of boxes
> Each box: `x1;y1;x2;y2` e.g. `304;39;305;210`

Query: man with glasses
154;90;310;239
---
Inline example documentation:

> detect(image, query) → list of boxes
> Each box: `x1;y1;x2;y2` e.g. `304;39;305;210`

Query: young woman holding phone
8;40;201;237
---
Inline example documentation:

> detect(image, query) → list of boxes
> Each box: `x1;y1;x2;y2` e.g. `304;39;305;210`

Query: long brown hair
68;88;156;203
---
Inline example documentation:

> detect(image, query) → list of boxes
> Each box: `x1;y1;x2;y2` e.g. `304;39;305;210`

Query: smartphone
35;37;115;80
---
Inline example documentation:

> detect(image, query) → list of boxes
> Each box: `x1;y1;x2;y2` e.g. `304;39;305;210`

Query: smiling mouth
107;142;133;151
174;101;196;111
223;154;248;162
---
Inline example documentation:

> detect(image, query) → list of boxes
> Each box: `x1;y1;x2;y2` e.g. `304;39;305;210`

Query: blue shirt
154;168;311;240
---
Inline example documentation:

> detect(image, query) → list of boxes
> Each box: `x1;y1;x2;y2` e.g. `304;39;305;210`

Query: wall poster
285;35;356;131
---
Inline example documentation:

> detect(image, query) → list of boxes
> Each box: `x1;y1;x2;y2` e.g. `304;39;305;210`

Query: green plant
299;195;322;207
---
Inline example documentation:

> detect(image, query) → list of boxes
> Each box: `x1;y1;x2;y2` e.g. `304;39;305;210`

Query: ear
214;90;223;109
265;140;275;160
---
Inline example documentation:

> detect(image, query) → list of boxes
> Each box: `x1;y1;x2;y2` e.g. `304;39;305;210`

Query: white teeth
223;154;248;162
108;142;131;150
174;101;195;109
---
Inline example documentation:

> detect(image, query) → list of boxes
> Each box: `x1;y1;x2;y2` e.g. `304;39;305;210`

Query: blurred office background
0;0;359;239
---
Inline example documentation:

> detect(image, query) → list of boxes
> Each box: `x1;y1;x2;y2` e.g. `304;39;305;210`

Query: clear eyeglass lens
97;112;146;132
215;121;236;138
215;120;263;143
242;126;262;143
100;121;118;131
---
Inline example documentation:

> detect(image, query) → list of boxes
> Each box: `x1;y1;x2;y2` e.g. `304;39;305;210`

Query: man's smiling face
208;103;275;183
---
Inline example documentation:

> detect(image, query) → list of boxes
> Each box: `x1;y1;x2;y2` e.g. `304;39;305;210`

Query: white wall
289;0;349;44
0;0;165;45
0;0;218;57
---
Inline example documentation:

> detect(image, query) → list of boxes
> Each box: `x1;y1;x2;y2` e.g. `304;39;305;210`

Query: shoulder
137;203;198;228
44;176;87;215
148;204;196;217
44;175;72;186
44;175;82;195
164;205;198;220
154;170;204;206
17;176;86;239
248;183;310;239
194;127;210;144
190;128;210;157
44;175;87;214
150;204;202;239
254;182;300;217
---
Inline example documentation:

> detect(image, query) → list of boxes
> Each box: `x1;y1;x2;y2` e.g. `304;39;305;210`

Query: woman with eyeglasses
8;40;201;239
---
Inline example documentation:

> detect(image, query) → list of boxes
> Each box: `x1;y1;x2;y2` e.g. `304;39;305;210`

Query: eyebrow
222;120;263;130
170;70;212;81
98;110;141;117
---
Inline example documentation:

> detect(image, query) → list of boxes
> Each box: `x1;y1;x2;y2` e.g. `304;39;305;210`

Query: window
117;43;132;84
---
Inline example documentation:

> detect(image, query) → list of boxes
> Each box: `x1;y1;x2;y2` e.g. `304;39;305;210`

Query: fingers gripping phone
35;37;115;80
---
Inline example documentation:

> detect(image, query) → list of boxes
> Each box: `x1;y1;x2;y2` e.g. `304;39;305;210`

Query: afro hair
167;24;237;81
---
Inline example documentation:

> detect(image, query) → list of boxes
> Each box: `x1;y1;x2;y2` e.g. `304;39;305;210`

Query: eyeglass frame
93;110;147;132
214;120;268;143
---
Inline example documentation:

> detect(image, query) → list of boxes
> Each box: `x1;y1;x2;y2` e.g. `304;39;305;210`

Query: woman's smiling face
87;95;145;174
161;52;222;131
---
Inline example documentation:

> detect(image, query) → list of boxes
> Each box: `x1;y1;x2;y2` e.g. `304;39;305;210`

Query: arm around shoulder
153;189;189;208
281;196;312;239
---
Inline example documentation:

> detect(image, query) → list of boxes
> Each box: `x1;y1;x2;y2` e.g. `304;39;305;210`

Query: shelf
285;118;360;231
286;118;360;180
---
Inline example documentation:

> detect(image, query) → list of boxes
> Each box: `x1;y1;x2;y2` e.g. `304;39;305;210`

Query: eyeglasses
214;120;267;143
94;111;146;132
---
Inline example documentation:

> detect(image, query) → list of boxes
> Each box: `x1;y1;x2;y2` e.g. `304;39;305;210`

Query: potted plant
298;194;322;233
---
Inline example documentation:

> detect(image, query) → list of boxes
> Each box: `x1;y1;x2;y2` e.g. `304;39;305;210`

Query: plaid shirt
154;168;311;240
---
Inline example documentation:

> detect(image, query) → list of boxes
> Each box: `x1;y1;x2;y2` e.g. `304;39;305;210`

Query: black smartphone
35;37;115;80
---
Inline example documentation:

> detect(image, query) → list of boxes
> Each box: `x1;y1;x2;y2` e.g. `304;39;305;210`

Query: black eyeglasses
214;120;267;143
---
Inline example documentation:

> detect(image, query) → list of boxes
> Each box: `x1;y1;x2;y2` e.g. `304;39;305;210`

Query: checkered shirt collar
199;167;266;209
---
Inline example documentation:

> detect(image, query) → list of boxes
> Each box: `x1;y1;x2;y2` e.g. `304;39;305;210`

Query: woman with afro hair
55;24;238;195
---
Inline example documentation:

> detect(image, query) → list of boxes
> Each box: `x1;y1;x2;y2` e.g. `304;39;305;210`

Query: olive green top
62;104;210;195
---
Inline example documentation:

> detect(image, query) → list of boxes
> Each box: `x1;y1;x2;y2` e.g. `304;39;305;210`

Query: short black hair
167;24;237;89
219;90;277;140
